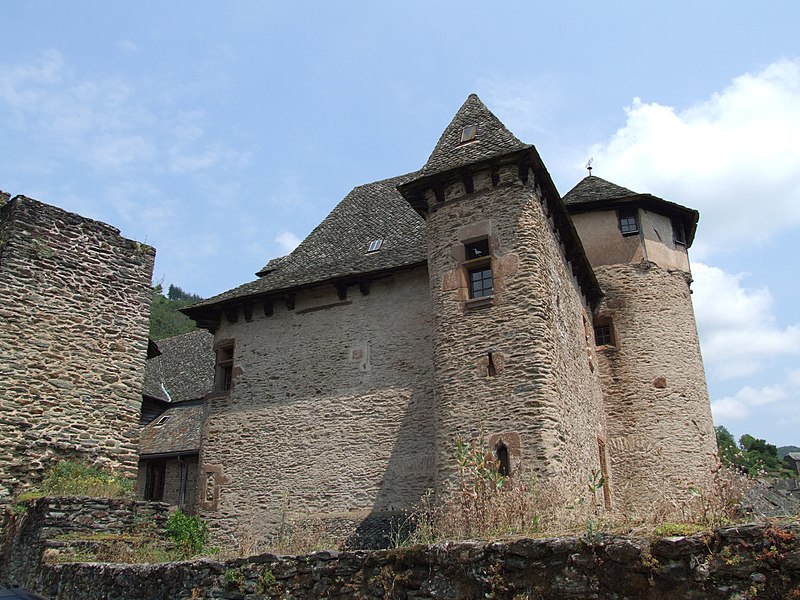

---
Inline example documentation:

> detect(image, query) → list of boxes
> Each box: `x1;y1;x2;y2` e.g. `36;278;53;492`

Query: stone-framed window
214;342;234;392
464;238;493;299
495;443;511;477
593;316;616;348
618;207;639;236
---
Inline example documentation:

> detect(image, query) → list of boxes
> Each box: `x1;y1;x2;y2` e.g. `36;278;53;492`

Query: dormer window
460;124;477;143
367;239;384;253
618;208;639;236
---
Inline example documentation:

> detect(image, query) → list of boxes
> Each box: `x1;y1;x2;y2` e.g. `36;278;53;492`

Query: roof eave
564;194;699;248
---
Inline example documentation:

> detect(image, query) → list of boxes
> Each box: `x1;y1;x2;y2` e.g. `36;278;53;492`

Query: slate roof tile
562;175;638;206
139;402;203;456
186;173;427;312
142;330;214;403
419;94;529;178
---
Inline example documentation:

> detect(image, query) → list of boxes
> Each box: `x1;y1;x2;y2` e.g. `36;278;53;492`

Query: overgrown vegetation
166;510;210;558
716;426;794;478
389;432;752;548
26;460;134;499
149;283;203;340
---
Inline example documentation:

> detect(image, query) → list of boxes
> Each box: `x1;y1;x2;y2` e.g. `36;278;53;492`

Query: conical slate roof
418;94;529;177
562;175;638;207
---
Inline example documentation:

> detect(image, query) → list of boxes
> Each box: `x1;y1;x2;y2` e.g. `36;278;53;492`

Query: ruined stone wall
26;522;800;599
422;165;607;501
593;262;717;511
0;195;155;504
198;268;434;546
0;496;169;589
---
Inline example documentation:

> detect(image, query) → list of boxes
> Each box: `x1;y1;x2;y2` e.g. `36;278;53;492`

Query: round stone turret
564;175;717;511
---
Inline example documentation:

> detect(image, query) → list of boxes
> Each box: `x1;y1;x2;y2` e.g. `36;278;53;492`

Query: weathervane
586;157;594;176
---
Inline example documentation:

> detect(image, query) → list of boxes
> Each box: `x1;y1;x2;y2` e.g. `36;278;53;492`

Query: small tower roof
563;175;700;247
563;175;638;206
418;94;529;178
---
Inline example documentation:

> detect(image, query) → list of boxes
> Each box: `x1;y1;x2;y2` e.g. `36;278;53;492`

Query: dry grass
397;436;755;546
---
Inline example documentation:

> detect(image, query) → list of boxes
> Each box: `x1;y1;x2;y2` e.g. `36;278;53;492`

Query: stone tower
398;96;609;502
563;175;717;511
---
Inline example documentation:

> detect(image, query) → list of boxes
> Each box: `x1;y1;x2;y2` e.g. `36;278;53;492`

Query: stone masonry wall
593;262;717;511
0;496;170;589
422;164;608;502
198;268;434;547
0;195;155;504
26;521;800;599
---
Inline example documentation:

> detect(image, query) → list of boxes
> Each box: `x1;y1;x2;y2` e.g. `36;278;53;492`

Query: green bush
39;460;133;498
166;510;209;558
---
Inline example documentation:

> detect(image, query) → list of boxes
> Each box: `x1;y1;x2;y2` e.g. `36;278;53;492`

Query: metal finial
586;157;594;176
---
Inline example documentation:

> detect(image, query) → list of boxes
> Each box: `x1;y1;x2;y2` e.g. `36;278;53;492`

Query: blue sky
2;2;799;445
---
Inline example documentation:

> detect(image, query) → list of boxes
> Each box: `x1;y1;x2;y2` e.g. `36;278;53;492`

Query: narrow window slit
487;351;497;377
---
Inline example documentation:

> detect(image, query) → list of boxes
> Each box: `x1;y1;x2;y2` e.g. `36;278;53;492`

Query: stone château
174;95;717;546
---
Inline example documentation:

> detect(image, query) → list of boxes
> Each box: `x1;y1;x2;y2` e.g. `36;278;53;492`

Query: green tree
149;285;203;340
715;426;738;466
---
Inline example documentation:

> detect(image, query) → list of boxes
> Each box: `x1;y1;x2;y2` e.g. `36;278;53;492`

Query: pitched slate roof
139;402;203;456
563;175;700;247
419;94;529;178
142;330;214;402
562;176;638;206
184;173;427;314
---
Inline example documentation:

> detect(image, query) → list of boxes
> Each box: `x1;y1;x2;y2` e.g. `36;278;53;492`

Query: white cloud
590;59;800;258
711;372;799;422
275;231;301;254
91;135;156;168
693;262;800;379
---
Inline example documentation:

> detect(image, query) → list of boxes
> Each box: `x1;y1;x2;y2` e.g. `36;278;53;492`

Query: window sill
596;344;617;352
465;295;494;310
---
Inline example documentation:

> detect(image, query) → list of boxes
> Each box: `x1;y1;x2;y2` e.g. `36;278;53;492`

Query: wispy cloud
589;59;800;258
693;262;800;380
476;77;561;139
275;231;301;253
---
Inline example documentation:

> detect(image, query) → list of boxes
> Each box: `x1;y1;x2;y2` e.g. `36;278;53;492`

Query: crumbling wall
21;521;800;599
0;194;155;504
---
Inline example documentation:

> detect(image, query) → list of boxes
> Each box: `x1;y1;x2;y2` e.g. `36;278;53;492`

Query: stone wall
593;262;717;511
0;497;170;589
198;268;434;546
0;195;155;504
23;521;800;599
421;164;607;501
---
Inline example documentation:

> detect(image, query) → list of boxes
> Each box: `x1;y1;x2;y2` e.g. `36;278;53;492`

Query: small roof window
154;415;172;427
367;239;384;253
460;124;477;143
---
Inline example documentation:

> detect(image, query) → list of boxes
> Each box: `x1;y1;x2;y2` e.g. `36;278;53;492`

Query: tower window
618;208;639;236
464;238;493;299
460;124;477;143
214;343;234;392
495;443;511;477
593;316;616;347
672;219;686;245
